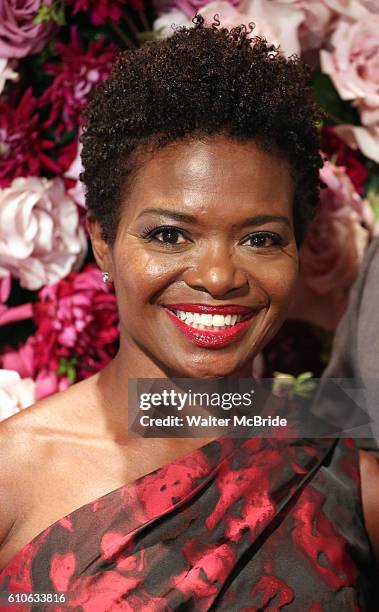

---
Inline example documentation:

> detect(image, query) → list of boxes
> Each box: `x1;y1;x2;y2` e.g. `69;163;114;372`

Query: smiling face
90;135;299;378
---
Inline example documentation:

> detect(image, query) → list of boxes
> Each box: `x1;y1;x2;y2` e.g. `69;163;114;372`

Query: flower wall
1;0;379;416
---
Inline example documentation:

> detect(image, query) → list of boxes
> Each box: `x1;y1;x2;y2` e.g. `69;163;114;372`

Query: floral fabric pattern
0;434;375;611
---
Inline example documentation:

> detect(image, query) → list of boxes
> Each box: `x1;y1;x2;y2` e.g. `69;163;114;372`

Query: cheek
249;253;298;309
113;245;181;307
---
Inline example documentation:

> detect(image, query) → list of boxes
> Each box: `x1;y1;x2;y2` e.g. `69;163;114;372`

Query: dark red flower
321;127;369;195
68;0;144;24
41;29;117;136
0;88;59;187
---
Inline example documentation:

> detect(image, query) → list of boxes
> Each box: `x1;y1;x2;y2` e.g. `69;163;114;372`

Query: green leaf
32;5;51;24
311;71;359;125
67;365;77;385
272;371;316;400
57;358;67;376
57;356;78;384
32;1;66;26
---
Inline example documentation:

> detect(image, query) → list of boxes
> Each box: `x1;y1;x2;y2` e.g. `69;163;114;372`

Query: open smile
162;303;259;348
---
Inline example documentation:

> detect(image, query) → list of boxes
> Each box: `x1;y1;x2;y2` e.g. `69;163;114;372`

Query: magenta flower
1;265;119;399
32;264;119;382
0;338;69;401
0;0;56;59
41;29;116;136
0;275;32;326
0;88;60;187
68;0;144;24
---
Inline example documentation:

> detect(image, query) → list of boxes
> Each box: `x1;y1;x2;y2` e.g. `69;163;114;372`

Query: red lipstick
162;304;258;348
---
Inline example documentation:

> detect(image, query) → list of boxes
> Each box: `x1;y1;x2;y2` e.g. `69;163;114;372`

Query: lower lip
164;309;256;348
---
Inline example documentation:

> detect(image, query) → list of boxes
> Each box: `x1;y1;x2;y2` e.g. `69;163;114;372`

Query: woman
0;17;378;610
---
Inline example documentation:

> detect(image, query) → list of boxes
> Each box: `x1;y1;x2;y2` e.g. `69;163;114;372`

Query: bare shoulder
359;449;379;563
0;375;100;551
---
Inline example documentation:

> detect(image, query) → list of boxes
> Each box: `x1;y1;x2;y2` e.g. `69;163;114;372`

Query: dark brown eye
155;228;183;243
141;225;188;245
242;232;283;248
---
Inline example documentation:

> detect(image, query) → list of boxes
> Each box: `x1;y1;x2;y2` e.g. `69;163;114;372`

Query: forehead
123;136;294;221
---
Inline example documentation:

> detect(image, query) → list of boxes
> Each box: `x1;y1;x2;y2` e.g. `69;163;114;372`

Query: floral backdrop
1;0;379;417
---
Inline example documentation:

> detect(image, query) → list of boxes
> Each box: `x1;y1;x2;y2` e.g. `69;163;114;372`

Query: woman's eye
143;226;187;244
241;232;283;248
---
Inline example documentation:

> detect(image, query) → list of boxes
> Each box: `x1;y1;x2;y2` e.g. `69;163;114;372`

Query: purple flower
0;0;56;59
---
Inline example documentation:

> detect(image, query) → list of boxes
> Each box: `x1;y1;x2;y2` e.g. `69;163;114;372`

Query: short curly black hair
81;15;324;245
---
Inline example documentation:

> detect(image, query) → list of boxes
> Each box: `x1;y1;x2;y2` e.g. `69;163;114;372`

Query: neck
96;338;255;427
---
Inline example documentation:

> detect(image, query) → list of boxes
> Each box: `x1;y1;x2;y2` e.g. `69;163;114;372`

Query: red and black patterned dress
0;435;377;611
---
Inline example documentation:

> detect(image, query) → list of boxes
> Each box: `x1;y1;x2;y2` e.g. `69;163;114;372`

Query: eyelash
140;225;190;244
140;225;284;248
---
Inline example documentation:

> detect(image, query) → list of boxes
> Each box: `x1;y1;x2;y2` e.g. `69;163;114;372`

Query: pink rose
0;0;56;59
155;0;304;56
324;0;379;19
299;210;369;295
277;0;335;50
0;369;35;421
333;123;379;166
321;15;379;127
0;177;87;290
289;161;372;330
154;0;240;18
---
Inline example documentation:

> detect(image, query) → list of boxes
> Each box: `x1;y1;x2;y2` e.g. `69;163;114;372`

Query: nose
183;243;249;298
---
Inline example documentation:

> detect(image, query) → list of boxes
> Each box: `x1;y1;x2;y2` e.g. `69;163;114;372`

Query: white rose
0;369;35;421
0;177;87;290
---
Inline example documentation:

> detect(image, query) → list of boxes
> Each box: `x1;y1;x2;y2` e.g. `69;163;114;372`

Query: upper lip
162;303;256;315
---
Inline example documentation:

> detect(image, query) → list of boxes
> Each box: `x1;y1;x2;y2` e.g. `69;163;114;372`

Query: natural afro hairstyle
81;15;324;245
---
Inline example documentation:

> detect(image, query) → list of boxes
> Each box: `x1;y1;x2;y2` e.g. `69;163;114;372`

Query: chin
168;356;250;379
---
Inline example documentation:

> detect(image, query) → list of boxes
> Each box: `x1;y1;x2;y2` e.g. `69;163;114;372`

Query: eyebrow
136;208;291;228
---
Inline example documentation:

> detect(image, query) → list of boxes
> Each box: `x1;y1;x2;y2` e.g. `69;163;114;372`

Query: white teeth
200;314;213;326
186;311;194;323
172;308;247;329
212;314;225;327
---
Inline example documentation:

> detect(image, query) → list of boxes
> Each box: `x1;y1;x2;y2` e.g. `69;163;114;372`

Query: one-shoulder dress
0;434;377;611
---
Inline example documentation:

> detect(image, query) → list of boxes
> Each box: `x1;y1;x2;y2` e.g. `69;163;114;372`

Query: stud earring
102;271;111;283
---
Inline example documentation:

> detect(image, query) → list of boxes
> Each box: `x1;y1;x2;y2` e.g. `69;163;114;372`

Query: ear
86;214;113;275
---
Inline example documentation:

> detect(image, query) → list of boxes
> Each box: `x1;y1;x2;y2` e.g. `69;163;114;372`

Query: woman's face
92;136;299;377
